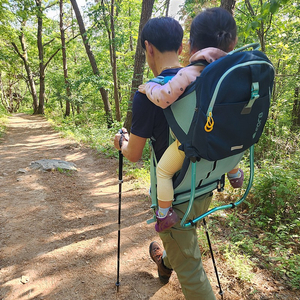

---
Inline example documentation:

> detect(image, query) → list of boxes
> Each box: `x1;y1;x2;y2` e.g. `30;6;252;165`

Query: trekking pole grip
118;129;124;149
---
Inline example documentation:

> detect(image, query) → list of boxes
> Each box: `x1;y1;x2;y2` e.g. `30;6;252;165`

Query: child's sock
228;169;241;179
157;206;171;218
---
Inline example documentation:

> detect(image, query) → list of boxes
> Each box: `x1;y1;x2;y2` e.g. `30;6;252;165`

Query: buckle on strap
241;82;259;115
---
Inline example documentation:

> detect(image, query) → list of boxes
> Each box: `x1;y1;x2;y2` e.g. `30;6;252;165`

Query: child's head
190;7;237;53
141;17;183;53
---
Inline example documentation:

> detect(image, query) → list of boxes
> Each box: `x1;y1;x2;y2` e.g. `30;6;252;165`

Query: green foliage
210;210;300;289
124;162;150;189
0;111;8;138
216;135;300;290
247;152;300;230
224;243;255;282
197;226;211;255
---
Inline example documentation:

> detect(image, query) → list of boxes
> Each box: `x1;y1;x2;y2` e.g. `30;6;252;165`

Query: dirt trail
0;114;298;300
0;113;185;300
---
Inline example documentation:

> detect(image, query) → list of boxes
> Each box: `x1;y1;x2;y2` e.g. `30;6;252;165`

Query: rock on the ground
30;159;77;172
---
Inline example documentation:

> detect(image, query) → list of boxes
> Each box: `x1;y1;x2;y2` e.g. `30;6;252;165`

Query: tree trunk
0;73;10;112
110;0;121;121
101;0;121;121
60;0;71;117
220;0;236;14
70;0;113;127
11;23;39;113
129;7;133;51
292;63;300;129
8;79;13;112
71;7;80;114
244;0;270;52
165;0;170;16
36;0;45;114
124;0;155;131
35;0;62;115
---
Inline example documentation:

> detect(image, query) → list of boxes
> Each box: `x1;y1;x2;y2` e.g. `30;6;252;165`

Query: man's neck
153;51;181;76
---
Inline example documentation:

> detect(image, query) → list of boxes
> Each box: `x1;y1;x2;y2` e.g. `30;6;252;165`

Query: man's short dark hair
141;17;183;53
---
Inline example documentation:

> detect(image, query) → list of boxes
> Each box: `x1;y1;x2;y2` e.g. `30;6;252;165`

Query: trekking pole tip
116;281;121;292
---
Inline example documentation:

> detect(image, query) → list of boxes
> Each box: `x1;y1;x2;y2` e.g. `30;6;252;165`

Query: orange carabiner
205;112;214;132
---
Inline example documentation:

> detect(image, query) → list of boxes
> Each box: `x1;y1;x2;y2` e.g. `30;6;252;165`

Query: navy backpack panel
164;48;275;161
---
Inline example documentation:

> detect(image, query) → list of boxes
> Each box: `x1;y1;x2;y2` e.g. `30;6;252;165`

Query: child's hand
138;83;147;94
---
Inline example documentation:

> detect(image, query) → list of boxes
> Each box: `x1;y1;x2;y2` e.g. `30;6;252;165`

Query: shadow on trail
0;114;164;300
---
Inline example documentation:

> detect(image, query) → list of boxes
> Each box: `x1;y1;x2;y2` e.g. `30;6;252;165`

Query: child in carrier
139;7;244;232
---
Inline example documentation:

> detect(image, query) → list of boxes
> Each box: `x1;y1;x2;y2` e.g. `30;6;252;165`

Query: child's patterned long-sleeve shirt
144;47;227;109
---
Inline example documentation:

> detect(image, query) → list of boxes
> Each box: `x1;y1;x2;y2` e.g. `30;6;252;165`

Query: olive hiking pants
159;192;217;300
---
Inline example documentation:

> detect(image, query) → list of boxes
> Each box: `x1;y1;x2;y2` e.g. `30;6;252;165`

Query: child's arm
138;66;201;109
138;80;183;109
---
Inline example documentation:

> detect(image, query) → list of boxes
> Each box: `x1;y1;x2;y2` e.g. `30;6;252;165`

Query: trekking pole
116;129;124;292
203;218;224;299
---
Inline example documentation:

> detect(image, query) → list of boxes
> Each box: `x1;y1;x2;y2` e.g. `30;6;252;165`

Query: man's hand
114;128;129;151
114;129;146;162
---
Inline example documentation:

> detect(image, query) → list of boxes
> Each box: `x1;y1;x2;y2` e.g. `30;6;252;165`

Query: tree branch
245;0;255;16
43;30;81;71
11;42;23;59
44;48;60;70
43;37;56;47
45;0;60;11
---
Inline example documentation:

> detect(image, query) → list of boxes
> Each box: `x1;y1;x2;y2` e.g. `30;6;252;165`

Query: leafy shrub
224;243;255;282
248;154;300;231
0;113;8;138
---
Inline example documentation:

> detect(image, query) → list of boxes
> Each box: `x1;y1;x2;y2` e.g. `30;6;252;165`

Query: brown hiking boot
149;241;172;284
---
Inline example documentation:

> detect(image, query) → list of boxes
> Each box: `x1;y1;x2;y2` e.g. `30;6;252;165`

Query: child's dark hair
141;17;183;53
190;7;237;52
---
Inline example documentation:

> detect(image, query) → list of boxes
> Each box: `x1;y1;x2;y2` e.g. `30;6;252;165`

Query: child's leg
228;166;239;174
155;139;185;232
157;139;185;208
227;165;244;188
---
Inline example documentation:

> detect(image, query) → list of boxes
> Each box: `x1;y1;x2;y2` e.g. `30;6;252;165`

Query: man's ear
145;40;154;56
178;43;183;55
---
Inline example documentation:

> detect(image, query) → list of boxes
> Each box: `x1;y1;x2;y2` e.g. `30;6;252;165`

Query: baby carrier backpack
148;43;275;227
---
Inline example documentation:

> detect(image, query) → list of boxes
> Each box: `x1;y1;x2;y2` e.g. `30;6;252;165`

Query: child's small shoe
228;168;244;188
155;208;180;232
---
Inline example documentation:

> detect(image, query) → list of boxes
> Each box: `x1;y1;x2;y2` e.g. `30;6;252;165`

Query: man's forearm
114;131;146;163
